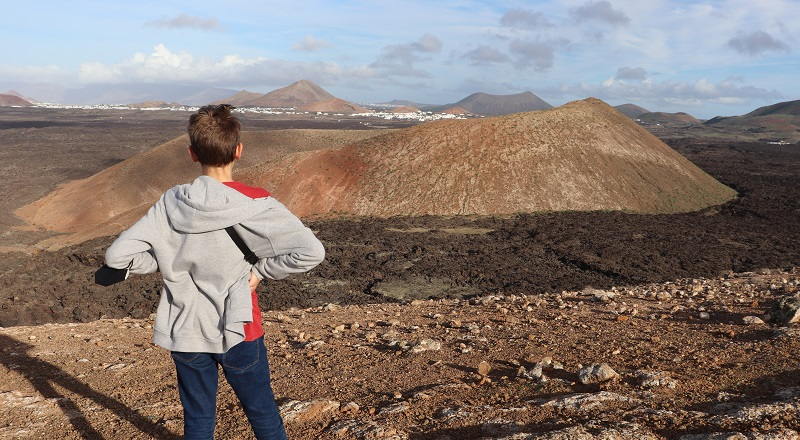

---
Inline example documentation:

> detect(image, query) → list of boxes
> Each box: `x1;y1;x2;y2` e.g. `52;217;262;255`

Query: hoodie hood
164;175;271;233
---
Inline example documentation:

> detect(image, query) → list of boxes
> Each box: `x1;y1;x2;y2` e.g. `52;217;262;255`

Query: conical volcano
240;98;735;217
245;80;336;108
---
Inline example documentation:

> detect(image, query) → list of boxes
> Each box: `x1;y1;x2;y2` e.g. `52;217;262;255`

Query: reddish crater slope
240;98;735;218
16;130;389;248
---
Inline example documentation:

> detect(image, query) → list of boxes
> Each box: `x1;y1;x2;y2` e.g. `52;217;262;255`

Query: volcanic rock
539;391;634;410
578;363;619;384
771;294;800;325
279;399;340;422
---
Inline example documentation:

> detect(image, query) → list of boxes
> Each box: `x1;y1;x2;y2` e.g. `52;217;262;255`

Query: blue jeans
171;337;287;440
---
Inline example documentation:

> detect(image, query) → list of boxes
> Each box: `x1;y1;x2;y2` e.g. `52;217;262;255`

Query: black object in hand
94;263;131;286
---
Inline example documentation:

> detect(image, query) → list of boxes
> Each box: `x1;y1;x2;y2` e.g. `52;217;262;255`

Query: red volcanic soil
300;98;369;114
0;94;33;106
243;98;735;218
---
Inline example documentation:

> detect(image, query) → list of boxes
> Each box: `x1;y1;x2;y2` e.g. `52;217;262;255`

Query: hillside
4;90;37;103
126;101;181;108
390;106;420;113
15;129;390;248
615;103;650;119
211;90;264;106
432;91;552;116
0;94;33;107
239;98;734;218
441;106;470;115
299;98;368;114
704;99;800;142
637;112;701;125
745;99;800;117
245;80;337;108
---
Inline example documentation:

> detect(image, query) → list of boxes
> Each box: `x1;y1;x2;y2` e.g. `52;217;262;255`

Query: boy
104;104;325;439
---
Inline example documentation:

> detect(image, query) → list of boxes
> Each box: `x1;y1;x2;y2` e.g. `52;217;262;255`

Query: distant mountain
614;103;650;119
0;93;33;107
4;90;37;103
47;84;237;105
441;106;471;115
126;100;182;108
211;90;264;106
744;99;800;117
381;99;435;108
432;91;552;116
245;80;336;108
299;98;368;114
637;112;700;125
390;106;420;113
704;99;800;142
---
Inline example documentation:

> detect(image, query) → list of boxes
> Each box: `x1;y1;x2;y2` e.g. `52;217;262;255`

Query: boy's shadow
0;334;179;440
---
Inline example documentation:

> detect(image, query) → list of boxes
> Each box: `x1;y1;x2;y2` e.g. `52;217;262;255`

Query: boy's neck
201;164;235;183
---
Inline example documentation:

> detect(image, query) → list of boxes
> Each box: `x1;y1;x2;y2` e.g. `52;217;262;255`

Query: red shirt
223;181;269;341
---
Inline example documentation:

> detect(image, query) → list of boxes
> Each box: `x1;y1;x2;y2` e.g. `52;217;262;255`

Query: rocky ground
1;269;798;439
2;109;799;439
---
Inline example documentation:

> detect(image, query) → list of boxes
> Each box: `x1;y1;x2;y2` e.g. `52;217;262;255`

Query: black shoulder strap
225;226;259;265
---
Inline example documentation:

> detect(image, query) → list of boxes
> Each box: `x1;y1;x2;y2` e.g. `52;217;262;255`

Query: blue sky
2;0;798;117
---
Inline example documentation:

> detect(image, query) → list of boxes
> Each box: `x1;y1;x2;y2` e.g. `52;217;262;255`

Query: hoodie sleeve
236;199;325;281
104;199;163;275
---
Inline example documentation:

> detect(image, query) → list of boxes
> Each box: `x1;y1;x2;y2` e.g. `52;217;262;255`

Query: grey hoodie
104;175;325;353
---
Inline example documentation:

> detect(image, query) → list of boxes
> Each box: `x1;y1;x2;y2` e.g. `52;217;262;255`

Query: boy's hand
248;271;261;291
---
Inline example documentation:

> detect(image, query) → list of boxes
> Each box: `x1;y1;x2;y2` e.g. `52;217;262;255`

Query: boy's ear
234;143;243;160
188;147;200;163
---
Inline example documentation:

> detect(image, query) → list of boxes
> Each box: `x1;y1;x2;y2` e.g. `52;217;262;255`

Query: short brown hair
188;104;241;166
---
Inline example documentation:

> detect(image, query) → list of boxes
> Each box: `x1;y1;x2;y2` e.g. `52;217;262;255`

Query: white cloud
292;35;333;52
545;76;782;108
615;66;647;81
145;14;221;31
78;44;374;86
371;34;443;77
728;31;790;56
462;46;510;65
509;39;566;71
500;9;553;29
570;1;629;26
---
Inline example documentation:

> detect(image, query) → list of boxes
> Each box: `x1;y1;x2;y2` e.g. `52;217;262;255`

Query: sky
2;0;798;118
